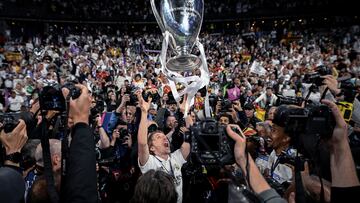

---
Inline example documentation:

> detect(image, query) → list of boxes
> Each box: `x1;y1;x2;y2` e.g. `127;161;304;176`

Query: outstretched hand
0;120;28;155
322;75;340;95
226;124;247;167
179;94;188;114
321;99;347;147
62;84;92;124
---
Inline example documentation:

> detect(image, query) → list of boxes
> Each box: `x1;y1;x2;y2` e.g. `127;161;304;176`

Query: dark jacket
64;123;98;203
0;166;25;203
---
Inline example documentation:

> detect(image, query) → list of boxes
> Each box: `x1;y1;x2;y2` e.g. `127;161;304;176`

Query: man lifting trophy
151;0;210;117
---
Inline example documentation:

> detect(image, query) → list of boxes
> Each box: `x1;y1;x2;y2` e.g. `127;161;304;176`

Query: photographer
0;120;28;203
61;84;98;202
226;124;287;203
264;105;296;184
137;91;190;203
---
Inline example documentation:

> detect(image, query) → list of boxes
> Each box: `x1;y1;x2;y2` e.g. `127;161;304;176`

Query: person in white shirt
115;69;126;90
137;92;190;203
254;87;278;109
8;91;24;112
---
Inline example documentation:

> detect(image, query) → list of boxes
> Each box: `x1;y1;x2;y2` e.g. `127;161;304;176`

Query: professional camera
216;97;233;113
190;119;235;165
265;177;288;197
124;87;140;105
39;82;81;111
0;112;35;134
142;91;160;103
63;82;82;100
118;128;129;142
303;65;332;86
277;151;305;169
0;113;20;133
276;95;303;106
340;79;358;101
273;104;336;152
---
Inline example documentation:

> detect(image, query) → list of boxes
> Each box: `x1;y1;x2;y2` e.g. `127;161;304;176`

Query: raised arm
179;94;190;160
62;84;98;203
96;115;110;149
137;91;152;166
322;99;360;187
226;124;286;203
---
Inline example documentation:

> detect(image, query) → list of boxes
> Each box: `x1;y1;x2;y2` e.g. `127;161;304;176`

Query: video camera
303;65;332;86
208;95;234;113
190;119;235;165
276;95;303;106
274;104;335;151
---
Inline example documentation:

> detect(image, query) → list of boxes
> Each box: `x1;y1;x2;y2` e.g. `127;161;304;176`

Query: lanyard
270;157;281;177
270;149;291;177
154;155;175;178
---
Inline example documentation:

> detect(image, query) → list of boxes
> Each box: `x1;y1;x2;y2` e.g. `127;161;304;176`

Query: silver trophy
151;0;204;72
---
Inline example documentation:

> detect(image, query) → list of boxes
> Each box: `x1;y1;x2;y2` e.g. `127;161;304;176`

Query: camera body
63;82;82;100
216;97;232;113
303;65;332;86
118;128;129;142
221;99;233;112
190;119;234;165
303;72;324;86
276;95;303;106
39;82;81;111
0;113;21;133
142;91;159;103
283;104;335;142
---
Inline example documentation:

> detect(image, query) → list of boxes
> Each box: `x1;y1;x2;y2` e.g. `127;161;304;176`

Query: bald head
35;139;62;171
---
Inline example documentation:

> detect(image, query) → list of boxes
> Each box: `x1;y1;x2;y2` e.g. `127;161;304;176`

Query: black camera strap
295;151;306;203
60;95;71;202
320;87;329;102
40;110;59;203
314;139;326;203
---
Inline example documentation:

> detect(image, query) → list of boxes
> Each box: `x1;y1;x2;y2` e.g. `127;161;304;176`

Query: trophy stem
166;54;202;72
177;46;189;56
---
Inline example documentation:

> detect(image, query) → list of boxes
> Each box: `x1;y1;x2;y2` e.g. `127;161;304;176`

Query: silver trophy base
166;54;202;72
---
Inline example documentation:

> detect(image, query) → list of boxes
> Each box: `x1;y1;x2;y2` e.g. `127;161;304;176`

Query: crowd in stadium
0;6;360;203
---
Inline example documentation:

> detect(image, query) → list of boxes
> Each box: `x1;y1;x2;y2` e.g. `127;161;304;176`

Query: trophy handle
150;0;178;54
150;0;166;34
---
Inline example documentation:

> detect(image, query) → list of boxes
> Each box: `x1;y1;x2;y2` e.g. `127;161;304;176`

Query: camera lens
209;126;214;133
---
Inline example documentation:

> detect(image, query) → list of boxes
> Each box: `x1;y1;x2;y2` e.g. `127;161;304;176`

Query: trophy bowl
151;0;204;72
